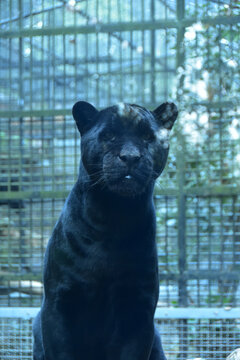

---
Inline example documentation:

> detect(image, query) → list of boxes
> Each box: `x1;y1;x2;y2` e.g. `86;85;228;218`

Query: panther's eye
101;131;116;142
142;132;154;142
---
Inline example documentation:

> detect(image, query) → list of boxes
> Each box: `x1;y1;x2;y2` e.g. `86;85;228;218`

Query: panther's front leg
111;326;167;360
41;302;77;360
149;326;167;360
106;309;155;360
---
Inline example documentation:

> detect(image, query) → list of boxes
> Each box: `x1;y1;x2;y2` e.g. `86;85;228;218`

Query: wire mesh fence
0;308;240;360
0;115;239;307
0;0;240;357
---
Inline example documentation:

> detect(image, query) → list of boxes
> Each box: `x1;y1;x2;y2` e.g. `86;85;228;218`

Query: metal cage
0;0;240;358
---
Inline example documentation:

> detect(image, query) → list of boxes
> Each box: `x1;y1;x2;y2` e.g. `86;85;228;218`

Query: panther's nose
119;143;141;166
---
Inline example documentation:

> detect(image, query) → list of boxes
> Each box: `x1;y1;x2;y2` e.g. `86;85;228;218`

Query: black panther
33;100;178;360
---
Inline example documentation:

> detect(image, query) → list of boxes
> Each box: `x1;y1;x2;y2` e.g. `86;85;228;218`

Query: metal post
176;0;188;358
18;0;26;274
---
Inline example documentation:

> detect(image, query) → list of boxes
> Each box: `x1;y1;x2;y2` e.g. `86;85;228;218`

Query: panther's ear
153;102;178;130
72;101;99;135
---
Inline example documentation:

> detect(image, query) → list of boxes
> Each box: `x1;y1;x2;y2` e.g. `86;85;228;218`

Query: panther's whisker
88;175;106;189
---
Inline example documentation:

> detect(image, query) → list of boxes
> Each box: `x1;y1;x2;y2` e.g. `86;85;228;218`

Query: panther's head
72;101;178;197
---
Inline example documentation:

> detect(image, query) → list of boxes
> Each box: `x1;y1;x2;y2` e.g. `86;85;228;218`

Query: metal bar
0;109;71;117
183;186;240;197
107;0;111;104
18;0;26;273
1;15;240;38
0;99;236;118
155;307;240;319
0;191;69;200
1;185;240;200
176;0;187;309
95;0;100;106
208;196;213;306
232;196;239;307
119;0;124;101
85;0;89;101
165;197;170;305
140;0;145;105
0;20;179;37
159;270;240;281
150;0;156;104
196;196;200;306
0;307;39;319
0;53;176;68
0;307;239;320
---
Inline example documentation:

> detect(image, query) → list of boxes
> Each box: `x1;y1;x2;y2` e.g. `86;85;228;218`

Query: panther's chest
74;230;157;278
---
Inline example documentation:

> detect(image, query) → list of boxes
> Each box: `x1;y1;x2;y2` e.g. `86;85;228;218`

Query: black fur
33;101;178;360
